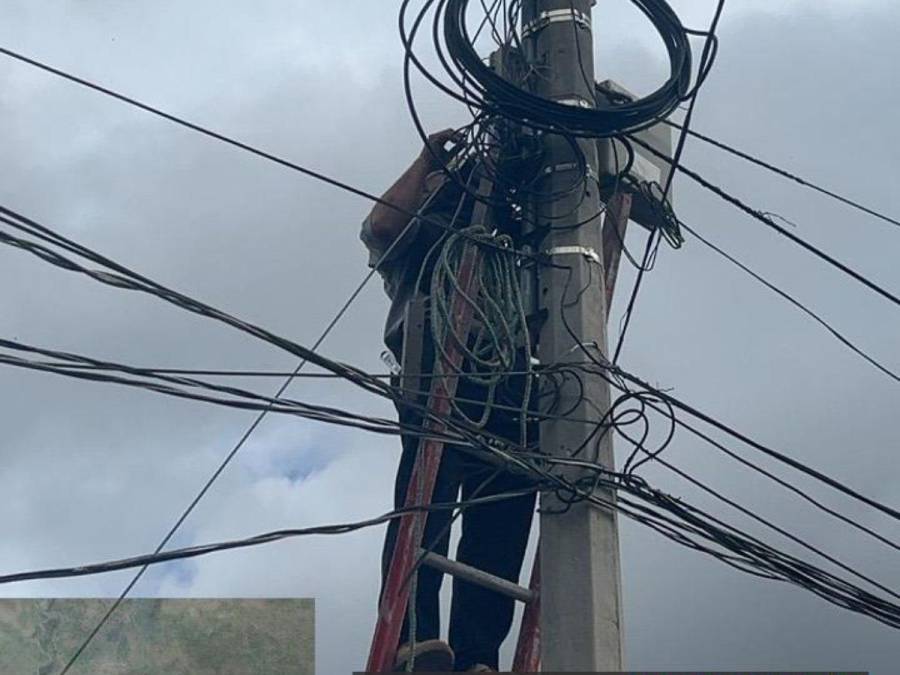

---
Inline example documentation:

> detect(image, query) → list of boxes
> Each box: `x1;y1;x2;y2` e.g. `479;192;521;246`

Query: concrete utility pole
523;0;625;670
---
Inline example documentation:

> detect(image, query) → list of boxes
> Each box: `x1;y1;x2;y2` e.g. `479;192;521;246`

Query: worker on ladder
360;129;537;672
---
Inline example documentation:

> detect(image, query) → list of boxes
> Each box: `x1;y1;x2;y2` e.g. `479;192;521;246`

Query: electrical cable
679;219;900;384
627;135;900;309
666;120;900;229
6;442;900;629
125;474;900;625
602;364;900;523
50;178;462;675
439;0;693;137
612;0;726;363
10;195;886;628
0;47;536;267
8;189;900;644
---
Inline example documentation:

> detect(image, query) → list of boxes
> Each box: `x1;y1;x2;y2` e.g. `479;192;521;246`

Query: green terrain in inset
0;598;314;675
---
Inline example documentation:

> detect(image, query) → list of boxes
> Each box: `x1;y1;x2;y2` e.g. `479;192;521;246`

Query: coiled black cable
442;0;692;137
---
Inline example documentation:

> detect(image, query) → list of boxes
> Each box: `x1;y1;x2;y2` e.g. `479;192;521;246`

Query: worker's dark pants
380;372;537;672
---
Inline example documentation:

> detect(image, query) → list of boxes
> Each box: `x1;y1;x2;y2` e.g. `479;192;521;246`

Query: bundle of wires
440;0;692;136
400;0;695;221
3;201;900;631
429;222;532;438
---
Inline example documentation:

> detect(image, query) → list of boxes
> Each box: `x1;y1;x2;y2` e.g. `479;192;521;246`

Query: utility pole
524;0;625;670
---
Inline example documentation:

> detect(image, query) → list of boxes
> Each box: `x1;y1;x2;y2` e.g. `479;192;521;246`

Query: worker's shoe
392;639;454;672
466;665;495;672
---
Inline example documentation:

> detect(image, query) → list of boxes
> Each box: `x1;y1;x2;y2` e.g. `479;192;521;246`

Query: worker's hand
419;128;464;170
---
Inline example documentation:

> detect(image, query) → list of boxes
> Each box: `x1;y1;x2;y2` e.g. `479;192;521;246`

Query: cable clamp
544;245;601;266
542;162;598;181
522;8;592;38
552;95;593;109
564;340;607;359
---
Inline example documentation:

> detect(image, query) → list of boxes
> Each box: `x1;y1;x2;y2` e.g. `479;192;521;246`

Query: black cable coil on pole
442;0;693;137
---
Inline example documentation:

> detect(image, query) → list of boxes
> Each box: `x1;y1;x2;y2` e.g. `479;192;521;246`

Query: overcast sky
1;1;898;673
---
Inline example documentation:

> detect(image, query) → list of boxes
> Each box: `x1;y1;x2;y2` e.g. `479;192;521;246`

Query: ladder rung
418;549;537;604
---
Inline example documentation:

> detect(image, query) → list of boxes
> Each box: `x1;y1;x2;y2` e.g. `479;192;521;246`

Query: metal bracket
522;8;592;39
544;245;601;266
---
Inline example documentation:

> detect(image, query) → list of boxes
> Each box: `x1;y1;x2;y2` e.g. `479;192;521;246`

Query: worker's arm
366;128;460;244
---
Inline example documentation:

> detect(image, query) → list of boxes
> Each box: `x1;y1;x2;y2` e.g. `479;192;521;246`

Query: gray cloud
1;1;897;673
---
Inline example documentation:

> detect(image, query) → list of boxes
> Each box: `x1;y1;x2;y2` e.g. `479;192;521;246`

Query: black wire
0;47;536;267
666;120;900;229
615;422;900;600
628;135;900;309
17;364;533;380
7;223;892;628
554;259;900;532
612;0;726;363
7;441;900;629
679;218;900;384
0;490;540;585
638;392;900;554
558;362;900;553
603;364;900;523
0;339;608;431
439;0;693;137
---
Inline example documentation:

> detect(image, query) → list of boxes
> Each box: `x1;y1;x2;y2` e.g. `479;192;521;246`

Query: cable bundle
429;223;532;436
3;202;900;632
441;0;692;137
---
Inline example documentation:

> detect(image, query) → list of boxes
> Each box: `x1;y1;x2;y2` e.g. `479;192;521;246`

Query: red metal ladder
365;192;632;673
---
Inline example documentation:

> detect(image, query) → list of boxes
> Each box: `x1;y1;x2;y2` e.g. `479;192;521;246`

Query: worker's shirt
360;172;452;358
361;171;537;440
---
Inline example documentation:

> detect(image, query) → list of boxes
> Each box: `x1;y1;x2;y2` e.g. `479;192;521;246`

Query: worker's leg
380;404;463;645
448;457;536;671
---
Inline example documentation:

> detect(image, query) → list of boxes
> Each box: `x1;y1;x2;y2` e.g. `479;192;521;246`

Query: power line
628;135;900;309
602;364;900;523
0;338;611;430
667;120;900;229
5;448;899;629
11;323;898;558
678;219;900;384
8;195;900;572
612;0;726;363
0;491;539;585
7;157;900;634
0;46;537;266
0;48;400;218
618;438;900;601
6;198;900;640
